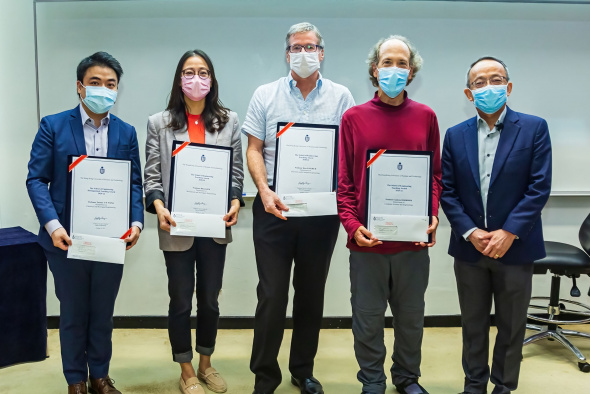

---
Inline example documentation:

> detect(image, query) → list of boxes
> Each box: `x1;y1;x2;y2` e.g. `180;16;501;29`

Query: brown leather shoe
68;381;87;394
88;376;121;394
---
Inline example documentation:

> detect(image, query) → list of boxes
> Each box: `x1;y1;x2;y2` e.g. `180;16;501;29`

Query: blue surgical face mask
471;84;507;114
81;84;117;114
378;67;410;99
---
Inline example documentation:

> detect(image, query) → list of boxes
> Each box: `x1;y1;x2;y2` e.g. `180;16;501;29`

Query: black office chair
524;213;590;372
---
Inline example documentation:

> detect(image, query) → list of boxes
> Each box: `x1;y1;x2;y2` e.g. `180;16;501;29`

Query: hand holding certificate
168;141;232;238
68;233;126;265
365;150;433;243
273;122;338;217
66;155;132;263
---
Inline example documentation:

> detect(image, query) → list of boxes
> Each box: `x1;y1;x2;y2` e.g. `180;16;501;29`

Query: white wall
1;0;589;319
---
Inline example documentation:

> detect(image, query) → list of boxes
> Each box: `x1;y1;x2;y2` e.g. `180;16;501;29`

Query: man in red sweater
337;36;442;394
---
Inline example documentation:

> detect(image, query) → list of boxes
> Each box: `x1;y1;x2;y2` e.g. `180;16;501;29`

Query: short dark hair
466;56;510;88
76;51;123;83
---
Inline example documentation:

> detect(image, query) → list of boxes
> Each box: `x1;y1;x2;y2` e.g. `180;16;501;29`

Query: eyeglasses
182;68;210;79
287;44;323;53
470;76;508;89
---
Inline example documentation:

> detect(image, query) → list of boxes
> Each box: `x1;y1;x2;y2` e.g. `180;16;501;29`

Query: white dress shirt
45;104;142;236
463;107;507;240
80;103;110;156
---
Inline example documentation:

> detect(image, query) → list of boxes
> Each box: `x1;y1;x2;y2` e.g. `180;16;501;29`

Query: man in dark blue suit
26;52;143;394
441;56;551;394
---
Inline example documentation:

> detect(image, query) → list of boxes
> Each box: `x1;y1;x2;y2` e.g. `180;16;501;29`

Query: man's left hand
415;216;438;248
124;226;141;250
481;229;516;259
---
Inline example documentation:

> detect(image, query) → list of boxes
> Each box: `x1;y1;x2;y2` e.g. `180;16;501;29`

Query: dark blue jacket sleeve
502;119;552;239
26;117;58;227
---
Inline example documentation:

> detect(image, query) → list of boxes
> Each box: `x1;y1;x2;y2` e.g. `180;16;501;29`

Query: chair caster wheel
578;362;590;372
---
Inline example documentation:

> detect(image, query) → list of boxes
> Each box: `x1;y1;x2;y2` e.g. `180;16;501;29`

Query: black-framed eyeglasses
182;68;210;79
470;76;508;89
287;44;323;53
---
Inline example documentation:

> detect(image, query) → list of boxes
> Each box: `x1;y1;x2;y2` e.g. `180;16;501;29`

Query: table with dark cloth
0;226;47;368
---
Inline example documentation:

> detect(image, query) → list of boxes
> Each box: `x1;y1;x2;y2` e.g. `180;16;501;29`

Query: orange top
187;113;205;143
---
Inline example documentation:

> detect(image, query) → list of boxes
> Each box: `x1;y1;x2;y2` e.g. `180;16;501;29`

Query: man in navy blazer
26;52;143;394
441;57;551;394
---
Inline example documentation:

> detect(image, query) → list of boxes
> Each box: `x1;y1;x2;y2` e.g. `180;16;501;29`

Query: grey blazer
144;110;244;251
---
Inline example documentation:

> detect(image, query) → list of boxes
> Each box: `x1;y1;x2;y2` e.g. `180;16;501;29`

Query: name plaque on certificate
66;155;131;264
168;141;232;238
365;150;433;243
273;122;338;217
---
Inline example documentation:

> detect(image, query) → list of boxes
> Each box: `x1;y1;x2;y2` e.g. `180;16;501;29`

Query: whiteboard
36;0;590;195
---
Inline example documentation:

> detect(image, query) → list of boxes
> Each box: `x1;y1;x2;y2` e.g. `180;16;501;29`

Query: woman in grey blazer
144;49;244;394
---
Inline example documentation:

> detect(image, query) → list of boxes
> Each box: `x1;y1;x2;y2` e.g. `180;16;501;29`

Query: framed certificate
168;141;233;238
365;150;433;243
272;122;339;217
66;155;131;264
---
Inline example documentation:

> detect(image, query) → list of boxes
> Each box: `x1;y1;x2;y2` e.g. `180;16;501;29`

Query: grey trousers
350;249;430;394
454;257;534;394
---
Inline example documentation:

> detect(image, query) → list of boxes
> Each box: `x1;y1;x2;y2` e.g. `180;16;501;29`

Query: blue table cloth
0;226;47;368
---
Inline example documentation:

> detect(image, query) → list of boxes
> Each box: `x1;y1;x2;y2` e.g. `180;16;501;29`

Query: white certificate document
274;123;338;216
67;233;126;264
170;212;225;238
366;151;432;242
169;142;231;238
280;192;337;217
69;156;131;238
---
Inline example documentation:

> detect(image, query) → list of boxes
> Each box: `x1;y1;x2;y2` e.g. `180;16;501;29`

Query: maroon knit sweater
337;92;442;254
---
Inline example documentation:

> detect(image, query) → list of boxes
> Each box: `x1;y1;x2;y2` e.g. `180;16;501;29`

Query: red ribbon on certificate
276;122;295;138
172;141;190;157
68;155;88;172
366;149;387;168
120;228;132;240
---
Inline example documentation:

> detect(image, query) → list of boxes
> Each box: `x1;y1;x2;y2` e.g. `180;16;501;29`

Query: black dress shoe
291;376;324;394
396;381;429;394
252;391;273;394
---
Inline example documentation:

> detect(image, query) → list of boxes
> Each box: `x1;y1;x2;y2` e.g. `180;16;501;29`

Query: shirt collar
476;106;507;131
79;103;110;128
287;71;323;92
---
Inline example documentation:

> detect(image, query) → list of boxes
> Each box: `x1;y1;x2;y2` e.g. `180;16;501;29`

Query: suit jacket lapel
463;117;480;189
107;117;120;158
173;126;189;142
490;107;520;187
69;107;87;155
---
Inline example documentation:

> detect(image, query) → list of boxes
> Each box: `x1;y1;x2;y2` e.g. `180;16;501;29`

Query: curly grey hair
285;22;325;50
367;35;423;87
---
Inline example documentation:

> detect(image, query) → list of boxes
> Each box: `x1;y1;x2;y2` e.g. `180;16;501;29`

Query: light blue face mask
471;85;507;114
378;67;410;98
81;84;117;114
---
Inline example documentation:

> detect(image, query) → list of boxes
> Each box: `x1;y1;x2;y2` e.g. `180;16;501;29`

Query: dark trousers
46;248;124;384
163;237;226;362
454;257;534;394
250;194;340;392
350;249;430;394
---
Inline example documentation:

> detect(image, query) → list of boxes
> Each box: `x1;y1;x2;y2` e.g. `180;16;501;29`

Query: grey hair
465;56;510;88
366;35;423;87
285;22;325;50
